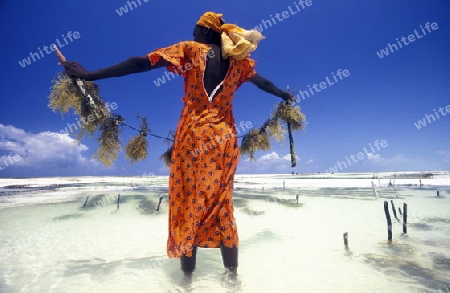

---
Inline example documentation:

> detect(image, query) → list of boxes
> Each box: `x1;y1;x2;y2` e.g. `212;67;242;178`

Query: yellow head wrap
196;12;265;60
196;12;225;33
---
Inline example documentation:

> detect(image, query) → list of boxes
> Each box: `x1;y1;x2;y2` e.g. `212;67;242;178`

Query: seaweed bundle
160;146;173;167
263;118;286;144
271;102;306;131
48;72;110;140
270;101;306;167
159;131;175;167
125;116;149;164
95;114;123;166
49;48;151;167
240;128;271;160
240;98;306;167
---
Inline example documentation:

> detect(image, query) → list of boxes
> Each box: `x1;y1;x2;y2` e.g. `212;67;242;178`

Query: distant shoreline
1;170;449;180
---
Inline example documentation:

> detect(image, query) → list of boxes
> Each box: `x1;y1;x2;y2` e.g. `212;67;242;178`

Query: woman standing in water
62;12;293;274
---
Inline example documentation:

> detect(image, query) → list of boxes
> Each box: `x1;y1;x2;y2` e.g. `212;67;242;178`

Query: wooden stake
286;87;297;168
390;200;399;221
286;123;297;167
156;194;164;212
55;47;98;110
82;196;89;208
384;201;392;242
402;203;407;234
55;47;66;63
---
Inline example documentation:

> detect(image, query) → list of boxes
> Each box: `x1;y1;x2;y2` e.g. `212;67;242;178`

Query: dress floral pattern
148;41;256;257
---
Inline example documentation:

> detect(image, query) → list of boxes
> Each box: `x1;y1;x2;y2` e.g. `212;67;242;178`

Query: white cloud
260;152;289;161
281;153;292;161
0;124;102;176
238;151;298;174
367;153;384;163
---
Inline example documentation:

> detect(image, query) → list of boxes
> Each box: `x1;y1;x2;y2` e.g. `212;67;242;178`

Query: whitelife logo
18;31;81;68
376;22;439;59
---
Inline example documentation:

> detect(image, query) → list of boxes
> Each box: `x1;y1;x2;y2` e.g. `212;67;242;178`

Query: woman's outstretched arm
62;56;170;81
249;73;294;103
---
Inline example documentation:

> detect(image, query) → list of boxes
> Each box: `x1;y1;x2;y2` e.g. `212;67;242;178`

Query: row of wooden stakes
383;200;407;241
343;200;408;249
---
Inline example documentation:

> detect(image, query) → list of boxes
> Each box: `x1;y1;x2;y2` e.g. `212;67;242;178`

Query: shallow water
0;174;449;292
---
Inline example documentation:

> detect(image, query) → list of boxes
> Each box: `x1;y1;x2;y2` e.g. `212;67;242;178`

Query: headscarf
196;12;265;60
196;12;224;33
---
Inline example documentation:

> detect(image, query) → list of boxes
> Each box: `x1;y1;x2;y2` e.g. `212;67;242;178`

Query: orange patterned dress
148;41;256;258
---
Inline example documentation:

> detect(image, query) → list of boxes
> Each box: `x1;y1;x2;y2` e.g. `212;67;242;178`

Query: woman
63;12;293;274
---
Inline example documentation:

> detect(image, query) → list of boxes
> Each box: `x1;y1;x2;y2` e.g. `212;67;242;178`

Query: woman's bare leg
220;244;238;273
180;246;197;274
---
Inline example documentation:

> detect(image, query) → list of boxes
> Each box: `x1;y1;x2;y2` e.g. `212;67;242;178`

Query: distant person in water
62;12;294;274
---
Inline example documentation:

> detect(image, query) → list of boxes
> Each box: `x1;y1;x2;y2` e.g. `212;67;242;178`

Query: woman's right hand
62;61;92;80
282;92;296;104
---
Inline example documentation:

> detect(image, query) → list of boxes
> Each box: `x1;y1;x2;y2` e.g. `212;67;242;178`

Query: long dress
148;41;256;258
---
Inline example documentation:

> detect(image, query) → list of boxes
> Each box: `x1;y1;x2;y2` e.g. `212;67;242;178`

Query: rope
120;121;175;142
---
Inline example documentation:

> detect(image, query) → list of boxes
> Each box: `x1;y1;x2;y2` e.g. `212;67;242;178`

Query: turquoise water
0;174;449;292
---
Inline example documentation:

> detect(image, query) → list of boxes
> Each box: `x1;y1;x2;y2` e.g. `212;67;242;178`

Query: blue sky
0;0;449;177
